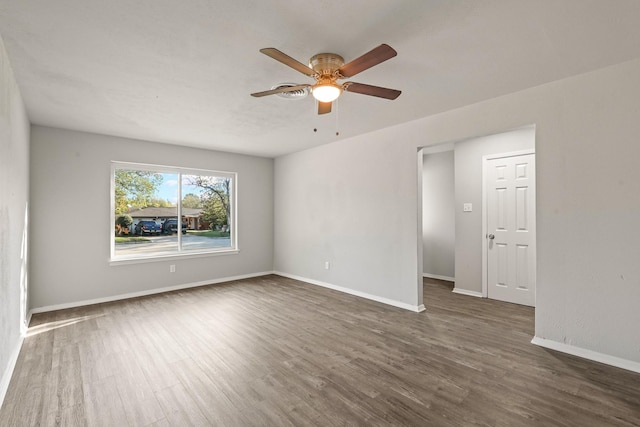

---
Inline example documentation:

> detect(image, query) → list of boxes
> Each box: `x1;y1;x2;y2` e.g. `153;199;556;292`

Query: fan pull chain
335;99;340;136
313;99;318;134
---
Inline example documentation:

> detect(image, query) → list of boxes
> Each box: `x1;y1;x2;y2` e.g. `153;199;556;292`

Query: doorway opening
418;126;536;307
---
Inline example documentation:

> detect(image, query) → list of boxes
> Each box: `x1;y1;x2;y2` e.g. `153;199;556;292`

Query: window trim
110;161;238;263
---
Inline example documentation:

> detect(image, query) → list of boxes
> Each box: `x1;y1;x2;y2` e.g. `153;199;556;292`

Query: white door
485;153;536;306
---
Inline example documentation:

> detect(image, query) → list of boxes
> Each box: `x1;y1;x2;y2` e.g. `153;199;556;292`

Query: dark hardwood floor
1;275;639;426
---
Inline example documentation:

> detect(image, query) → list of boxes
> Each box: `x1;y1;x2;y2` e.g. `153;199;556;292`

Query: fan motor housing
309;53;344;75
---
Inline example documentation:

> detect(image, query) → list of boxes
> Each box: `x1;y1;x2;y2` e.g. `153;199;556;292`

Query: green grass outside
114;236;151;243
187;230;230;238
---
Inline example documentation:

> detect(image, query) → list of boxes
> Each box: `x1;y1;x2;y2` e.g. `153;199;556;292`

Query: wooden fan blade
251;84;310;97
338;44;397;78
318;101;332;115
343;82;401;100
260;48;316;76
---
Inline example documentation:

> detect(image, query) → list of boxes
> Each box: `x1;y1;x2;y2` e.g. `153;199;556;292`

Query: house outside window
111;162;237;261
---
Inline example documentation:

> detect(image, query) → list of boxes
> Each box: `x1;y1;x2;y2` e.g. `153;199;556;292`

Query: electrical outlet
170;264;176;273
325;261;330;270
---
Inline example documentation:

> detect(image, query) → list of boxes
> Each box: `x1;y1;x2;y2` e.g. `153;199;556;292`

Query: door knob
488;234;495;240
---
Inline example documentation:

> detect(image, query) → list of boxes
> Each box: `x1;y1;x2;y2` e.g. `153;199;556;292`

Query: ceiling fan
251;44;401;115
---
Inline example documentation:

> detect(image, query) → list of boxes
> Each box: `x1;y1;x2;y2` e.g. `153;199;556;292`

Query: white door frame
481;149;536;298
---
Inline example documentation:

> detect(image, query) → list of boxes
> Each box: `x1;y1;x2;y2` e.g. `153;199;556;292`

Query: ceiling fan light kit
312;83;342;102
251;44;401;115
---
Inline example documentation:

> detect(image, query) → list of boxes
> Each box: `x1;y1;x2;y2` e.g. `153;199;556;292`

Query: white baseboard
30;271;275;314
274;271;426;313
423;273;455;282
0;333;25;410
531;336;640;374
451;288;483;298
24;310;32;333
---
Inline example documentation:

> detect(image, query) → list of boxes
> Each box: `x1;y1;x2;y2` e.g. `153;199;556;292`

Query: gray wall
30;126;274;308
274;57;640;364
0;37;30;399
422;151;455;280
274;131;423;309
454;127;535;294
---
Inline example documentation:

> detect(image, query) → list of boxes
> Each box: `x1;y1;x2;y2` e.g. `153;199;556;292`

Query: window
111;162;236;261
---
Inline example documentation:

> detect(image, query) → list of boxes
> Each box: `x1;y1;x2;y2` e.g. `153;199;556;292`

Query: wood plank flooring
1;275;639;426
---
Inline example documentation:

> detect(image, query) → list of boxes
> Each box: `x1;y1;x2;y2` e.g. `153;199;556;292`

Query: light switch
463;203;473;212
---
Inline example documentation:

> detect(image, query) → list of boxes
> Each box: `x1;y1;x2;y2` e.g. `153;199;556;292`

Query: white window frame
110;161;238;264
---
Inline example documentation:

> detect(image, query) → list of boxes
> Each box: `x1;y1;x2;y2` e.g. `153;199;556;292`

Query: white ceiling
1;1;640;157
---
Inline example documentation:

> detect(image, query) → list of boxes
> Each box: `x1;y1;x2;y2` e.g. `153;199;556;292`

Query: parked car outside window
134;220;161;235
162;219;187;234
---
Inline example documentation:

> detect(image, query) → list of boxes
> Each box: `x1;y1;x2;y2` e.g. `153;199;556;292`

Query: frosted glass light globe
312;84;341;102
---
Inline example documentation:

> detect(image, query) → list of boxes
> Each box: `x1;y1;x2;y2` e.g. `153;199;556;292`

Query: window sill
109;248;239;266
